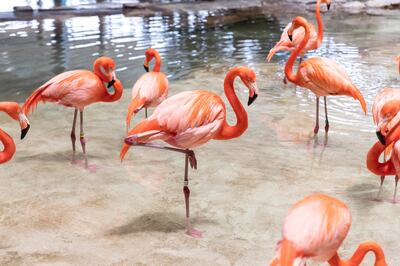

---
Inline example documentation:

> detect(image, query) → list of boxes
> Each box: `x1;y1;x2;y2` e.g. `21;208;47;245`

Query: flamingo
0;102;30;164
126;48;168;130
284;16;366;134
269;194;388;266
22;57;123;170
267;0;331;62
120;66;258;237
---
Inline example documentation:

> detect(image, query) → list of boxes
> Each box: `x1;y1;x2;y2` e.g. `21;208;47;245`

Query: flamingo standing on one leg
284;16;366;134
269;194;388;266
22;57;123;170
0;102;30;164
267;0;331;83
126;48;168;131
120;66;258;237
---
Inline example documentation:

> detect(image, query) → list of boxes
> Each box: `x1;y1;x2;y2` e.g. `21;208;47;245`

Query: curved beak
21;124;30;140
327;3;331;10
247;81;259;106
248;94;258;106
288;34;293;42
143;64;149;72
19;113;30;140
376;131;386;145
107;71;116;88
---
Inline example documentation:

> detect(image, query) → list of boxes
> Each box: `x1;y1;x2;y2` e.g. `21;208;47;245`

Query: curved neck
93;62;109;82
0;128;16;164
285;20;310;84
102;79;123;103
366;141;395;176
152;52;162;72
316;0;324;47
215;69;248;140
329;242;387;266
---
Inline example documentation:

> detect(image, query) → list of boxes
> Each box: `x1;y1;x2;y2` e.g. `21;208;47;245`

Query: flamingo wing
299;57;367;113
131;72;168;105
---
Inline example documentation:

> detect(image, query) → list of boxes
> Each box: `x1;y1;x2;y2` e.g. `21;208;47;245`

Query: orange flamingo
0;102;30;164
285;16;366;134
22;57;123;170
120;66;258;237
126;48;168;130
269;194;387;266
267;0;331;62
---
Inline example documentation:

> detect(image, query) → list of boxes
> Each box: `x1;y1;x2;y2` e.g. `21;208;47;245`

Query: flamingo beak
376;131;386;145
288;34;293;42
143;64;149;72
107;71;116;88
247;81;259;106
327;3;331;10
21;124;30;140
248;94;258;106
19;113;30;140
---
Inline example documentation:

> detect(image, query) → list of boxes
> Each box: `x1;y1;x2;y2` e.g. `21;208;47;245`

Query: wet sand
0;60;399;265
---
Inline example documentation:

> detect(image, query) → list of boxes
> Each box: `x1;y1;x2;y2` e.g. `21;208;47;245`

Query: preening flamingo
269;194;387;266
22;57;123;170
126;48;168;130
267;0;331;62
120;66;258;237
285;16;366;134
0;102;30;164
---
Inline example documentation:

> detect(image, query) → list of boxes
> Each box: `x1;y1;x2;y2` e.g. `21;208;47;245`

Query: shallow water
0;8;400;265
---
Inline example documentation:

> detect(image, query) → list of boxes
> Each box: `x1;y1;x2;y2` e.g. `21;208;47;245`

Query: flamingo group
0;2;398;262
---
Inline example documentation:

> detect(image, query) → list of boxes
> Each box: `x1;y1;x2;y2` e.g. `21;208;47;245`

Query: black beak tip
327;3;331;10
143;65;149;72
248;93;258;106
107;79;116;88
376;131;386;145
21;124;30;140
288;34;293;42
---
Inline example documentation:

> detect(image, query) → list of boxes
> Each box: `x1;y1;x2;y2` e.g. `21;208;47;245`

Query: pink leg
314;97;320;134
145;107;148;118
324;96;329;133
393;176;399;203
125;141;202;237
70;109;78;164
79;111;88;169
377;176;385;200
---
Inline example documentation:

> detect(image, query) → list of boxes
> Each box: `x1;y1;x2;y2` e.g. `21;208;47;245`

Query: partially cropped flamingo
269;194;387;266
120;66;258;237
285;16;366;134
267;0;331;62
22;57;123;169
126;48;168;130
0;102;30;164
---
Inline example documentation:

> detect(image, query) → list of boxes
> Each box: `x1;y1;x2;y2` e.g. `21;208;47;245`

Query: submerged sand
0;59;399;265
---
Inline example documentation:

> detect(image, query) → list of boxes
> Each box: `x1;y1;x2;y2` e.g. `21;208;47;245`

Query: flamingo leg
125;142;202;237
314;97;320;134
79;111;88;169
324;96;329;132
145;107;148;118
393;175;399;203
377;175;385;200
70;108;78;164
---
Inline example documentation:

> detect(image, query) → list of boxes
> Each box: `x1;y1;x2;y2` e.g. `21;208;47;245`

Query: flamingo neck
152;53;162;72
215;68;248;140
0;128;16;164
328;242;387;266
102;79;123;103
285;20;310;84
366;141;395;176
93;61;110;82
316;0;324;47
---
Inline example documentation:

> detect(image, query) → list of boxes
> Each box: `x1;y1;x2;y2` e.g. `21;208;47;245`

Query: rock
13;6;33;12
366;0;400;8
341;1;366;13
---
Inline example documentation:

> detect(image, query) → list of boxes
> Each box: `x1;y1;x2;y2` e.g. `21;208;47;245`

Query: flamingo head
144;48;160;72
320;0;331;10
0;102;30;139
237;67;259;106
93;57;116;88
287;16;309;42
376;99;400;145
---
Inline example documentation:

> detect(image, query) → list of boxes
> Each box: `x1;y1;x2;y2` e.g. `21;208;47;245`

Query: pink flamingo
270;194;387;266
285;16;366;134
267;0;331;62
22;57;123;169
0;102;30;164
126;48;168;130
120;66;258;237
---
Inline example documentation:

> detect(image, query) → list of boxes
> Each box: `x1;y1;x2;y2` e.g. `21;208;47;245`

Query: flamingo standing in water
23;57;123;170
0;102;30;164
267;0;331;62
269;194;387;266
126;48;168;131
120;66;258;237
284;16;366;134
